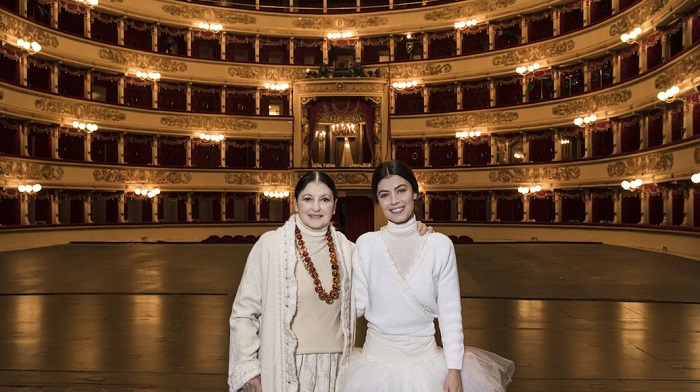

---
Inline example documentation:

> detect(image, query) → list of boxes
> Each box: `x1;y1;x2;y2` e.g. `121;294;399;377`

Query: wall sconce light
264;82;290;91
455;130;482;139
263;190;290;199
327;32;353;40
691;172;700;184
560;138;570;145
135;71;161;81
135;186;160;198
516;62;540;75
620;27;642;44
16;38;42;54
657;85;680;103
513;152;524;160
518;185;542;194
198;22;223;32
573;114;597;127
17;183;42;194
454;19;477;29
331;122;357;136
392;80;419;89
621;178;643;191
198;132;224;142
73;121;98;132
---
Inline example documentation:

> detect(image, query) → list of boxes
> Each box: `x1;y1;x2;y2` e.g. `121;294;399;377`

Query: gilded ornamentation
292;16;387;30
35;99;126;121
423;0;515;20
99;49;187;72
695;147;700;165
488;166;581;183
609;0;668;36
0;89;3;100
330;172;371;185
416;172;458;185
93;169;192;184
297;83;386;94
492;40;575;67
0;14;59;48
389;63;452;79
228;66;305;80
551;89;632;117
225;172;291;185
426;111;518;128
606;152;673;177
655;53;700;89
161;5;256;24
0;160;64;180
160;116;257;131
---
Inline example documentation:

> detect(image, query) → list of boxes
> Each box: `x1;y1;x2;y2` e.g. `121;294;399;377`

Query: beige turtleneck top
291;215;344;354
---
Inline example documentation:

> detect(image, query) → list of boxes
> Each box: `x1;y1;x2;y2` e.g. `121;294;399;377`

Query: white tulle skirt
341;329;514;392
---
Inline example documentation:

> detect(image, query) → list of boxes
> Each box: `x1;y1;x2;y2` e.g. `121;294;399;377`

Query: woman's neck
295;214;328;239
385;215;418;241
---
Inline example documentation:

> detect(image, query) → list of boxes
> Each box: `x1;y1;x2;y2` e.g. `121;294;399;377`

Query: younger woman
342;160;515;392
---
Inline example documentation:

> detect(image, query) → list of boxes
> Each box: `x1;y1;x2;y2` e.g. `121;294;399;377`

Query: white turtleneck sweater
352;215;465;369
291;216;344;354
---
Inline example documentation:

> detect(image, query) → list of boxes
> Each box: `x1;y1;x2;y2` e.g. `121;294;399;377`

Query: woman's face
295;181;336;230
376;175;415;224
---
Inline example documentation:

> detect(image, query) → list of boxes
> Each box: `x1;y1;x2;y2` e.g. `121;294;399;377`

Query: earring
413;194;417;200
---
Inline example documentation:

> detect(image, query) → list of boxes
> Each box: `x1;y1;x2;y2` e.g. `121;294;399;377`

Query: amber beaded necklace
294;225;340;304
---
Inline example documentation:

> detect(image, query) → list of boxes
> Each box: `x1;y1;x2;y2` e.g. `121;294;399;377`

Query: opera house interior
1;0;700;390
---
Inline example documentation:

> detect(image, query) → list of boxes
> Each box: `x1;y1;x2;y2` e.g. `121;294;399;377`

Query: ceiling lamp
392;80;419;89
331;122;356;136
135;71;161;81
690;172;700;184
73;121;98;132
263;190;290;199
516;62;540;75
16;38;41;54
621;179;643;191
620;27;642;44
327;32;353;40
657;85;680;103
17;184;42;194
199;132;225;142
135;186;160;198
573;114;597;127
454;19;477;29
455;130;482;139
518;185;542;194
198;22;223;32
264;82;289;91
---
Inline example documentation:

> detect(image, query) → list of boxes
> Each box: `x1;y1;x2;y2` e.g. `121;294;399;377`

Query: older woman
228;171;428;392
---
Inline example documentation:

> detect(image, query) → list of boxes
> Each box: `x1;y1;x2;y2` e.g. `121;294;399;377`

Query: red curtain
427;30;456;59
589;57;613;90
225;34;256;62
591;128;613;157
559;64;584;97
91;71;120;103
360;36;390;64
192;141;221;168
494;19;521;49
58;128;85;161
158;82;187;111
225;87;256;115
124;19;153;51
559;2;583;34
621;194;641;224
670;104;684;142
27;0;51;26
338;196;373;242
0;193;20;226
429;138;457;167
590;0;612;24
0;47;20;83
559;191;585;222
427;84;457;113
394;139;424;168
462;192;489;221
259;36;289;64
463;138;490;166
527;11;553;42
619;117;640;153
528;194;554;222
260;140;290;169
58;64;86;99
0;118;21;155
58;1;85;36
91;132;119;163
192;30;222;60
495;77;522;106
27;123;52;158
225;139;256;168
671;192;684;226
293;38;323;66
123;134;153;165
191;84;221;113
157;25;186;55
428;192;455;221
124;78;153;108
157;136;187;166
90;10;119;44
647;194;664;225
394;89;424;114
461;28;488;55
619;48;639;82
527;131;554;162
591;193;614;223
496;192;523;222
461;80;490;109
646;110;663;147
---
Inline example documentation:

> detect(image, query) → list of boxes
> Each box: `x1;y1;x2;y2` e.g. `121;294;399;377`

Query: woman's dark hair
371;160;419;203
295;171;338;200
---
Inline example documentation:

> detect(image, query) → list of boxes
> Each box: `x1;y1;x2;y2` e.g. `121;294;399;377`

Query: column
455;29;462;56
151;196;158;223
220;141;226;167
662;108;672;144
220;86;226;113
522;133;530;162
522;194;530;222
117;133;125;164
456;84;462;110
118;76;125;104
85;132;92;162
255;140;261;168
584;127;593;158
19;54;28;86
151;80;158;109
423;139;430;167
612;121;621;155
152;24;159;51
487;24;496;51
582;0;590;26
424;194;431;221
611;55;620;85
221;33;226;61
552;68;561;98
490;137;498;165
640;191;650;225
422;88;428;113
521;16;528;44
520;75;529;103
186;138;192;166
118;18;125;46
421;34;428;60
488;78;496;108
254;34;260;62
662;188;673;226
456;138;464;166
554;191;562;223
186;193;192;222
255;89;261;115
220;193;227;222
186;83;192;111
50;127;59;159
51;62;59;94
490;192;498;222
389;35;395;61
552;9;561;36
85;193;92;224
638;44;648;73
639;115;649;149
151;136;157;165
255;193;261;221
583;60;591;92
613;191;622;224
85;9;91;38
19;122;29;156
20;194;30;225
322;38;329;65
186;29;192;57
457;192;464;221
51;192;59;225
684;187;695;227
118;193;125;223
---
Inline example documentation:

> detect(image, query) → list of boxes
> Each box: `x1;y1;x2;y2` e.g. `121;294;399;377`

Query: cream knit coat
228;215;356;391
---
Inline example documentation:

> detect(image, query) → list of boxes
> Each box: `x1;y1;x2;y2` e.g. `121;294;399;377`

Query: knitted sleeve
352;235;370;318
434;235;465;369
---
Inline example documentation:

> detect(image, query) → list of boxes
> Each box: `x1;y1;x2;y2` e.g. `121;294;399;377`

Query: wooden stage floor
0;242;698;391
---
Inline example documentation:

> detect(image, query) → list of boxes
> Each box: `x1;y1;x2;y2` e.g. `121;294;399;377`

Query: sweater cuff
229;361;261;391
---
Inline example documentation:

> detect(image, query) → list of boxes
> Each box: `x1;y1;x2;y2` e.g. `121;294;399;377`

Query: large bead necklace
294;225;340;304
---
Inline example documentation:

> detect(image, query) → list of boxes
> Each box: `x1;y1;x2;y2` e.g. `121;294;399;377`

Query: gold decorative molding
93;169;192;184
389;63;452;79
292;16;387;30
330;172;371;185
655;52;700;89
423;0;516;21
297;82;386;94
695;147;700;165
225;172;291;186
99;49;187;73
607;152;673;177
609;0;668;36
228;65;305;80
551;89;632;117
0;89;3;100
0;14;59;48
35;99;126;121
160;116;257;131
0;159;64;180
161;5;256;24
488;166;581;183
492;39;575;67
426;111;518;128
416;172;458;185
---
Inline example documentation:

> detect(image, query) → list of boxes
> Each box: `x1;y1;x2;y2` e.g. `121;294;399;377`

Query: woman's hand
416;220;434;235
242;375;262;392
444;369;463;392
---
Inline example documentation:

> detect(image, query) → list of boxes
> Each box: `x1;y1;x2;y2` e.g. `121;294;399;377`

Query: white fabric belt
363;327;441;366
